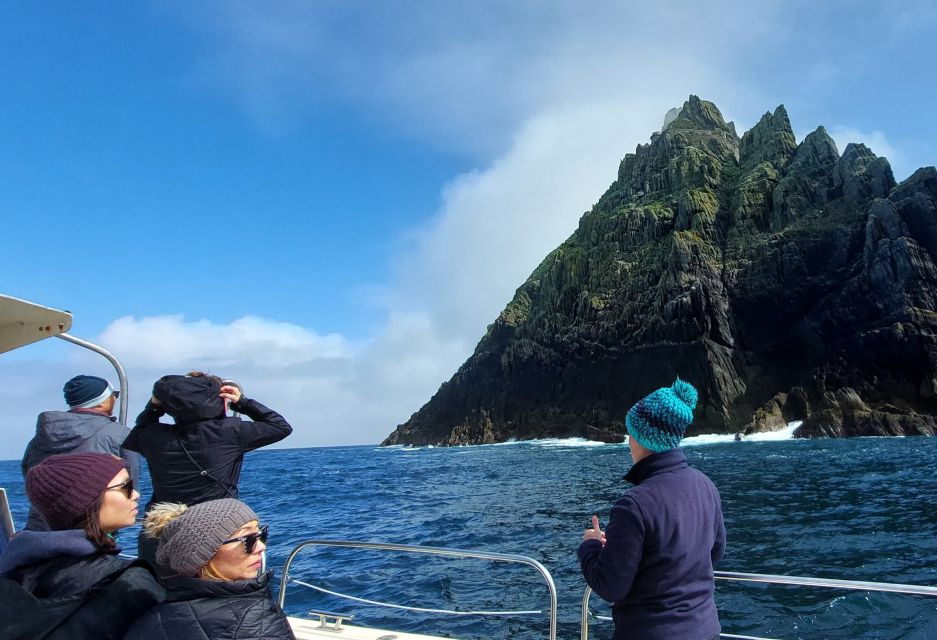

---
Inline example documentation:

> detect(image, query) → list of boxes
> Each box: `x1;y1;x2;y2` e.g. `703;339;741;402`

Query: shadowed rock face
383;96;937;446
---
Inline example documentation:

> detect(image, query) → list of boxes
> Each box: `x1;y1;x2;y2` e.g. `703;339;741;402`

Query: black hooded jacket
123;571;296;640
123;375;292;509
0;529;128;597
0;530;165;639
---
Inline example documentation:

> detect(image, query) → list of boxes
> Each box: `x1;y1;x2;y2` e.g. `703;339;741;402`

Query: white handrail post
56;333;129;425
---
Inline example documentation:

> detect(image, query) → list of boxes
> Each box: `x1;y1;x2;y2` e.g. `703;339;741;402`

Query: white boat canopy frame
0;294;129;425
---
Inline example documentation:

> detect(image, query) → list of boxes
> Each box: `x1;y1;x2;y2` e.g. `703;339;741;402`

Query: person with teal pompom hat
577;378;726;640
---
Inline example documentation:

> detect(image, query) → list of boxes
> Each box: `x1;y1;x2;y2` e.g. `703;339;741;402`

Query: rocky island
383;96;937;446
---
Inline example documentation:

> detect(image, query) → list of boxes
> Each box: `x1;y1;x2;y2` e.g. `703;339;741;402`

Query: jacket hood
162;570;272;601
0;529;99;577
31;411;117;456
153;375;225;421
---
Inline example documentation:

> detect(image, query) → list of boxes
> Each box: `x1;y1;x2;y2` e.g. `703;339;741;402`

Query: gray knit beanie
151;499;258;576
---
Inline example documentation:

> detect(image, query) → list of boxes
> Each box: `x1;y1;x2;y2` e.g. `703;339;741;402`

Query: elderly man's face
102;393;117;416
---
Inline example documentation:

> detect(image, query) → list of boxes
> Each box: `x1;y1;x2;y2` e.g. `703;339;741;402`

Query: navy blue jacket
578;448;726;640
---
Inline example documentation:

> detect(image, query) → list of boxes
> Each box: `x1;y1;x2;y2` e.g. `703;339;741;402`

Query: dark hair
185;371;225;388
82;493;117;551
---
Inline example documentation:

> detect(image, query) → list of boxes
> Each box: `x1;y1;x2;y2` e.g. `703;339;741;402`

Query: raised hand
219;385;242;404
583;515;606;545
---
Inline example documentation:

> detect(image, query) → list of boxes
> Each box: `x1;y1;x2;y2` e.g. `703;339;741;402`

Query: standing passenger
122;372;292;565
126;499;296;640
21;374;140;531
578;378;726;640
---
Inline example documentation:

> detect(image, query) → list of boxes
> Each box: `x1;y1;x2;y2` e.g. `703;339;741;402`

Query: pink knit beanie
26;452;127;530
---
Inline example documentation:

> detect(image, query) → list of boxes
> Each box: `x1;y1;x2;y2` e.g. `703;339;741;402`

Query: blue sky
2;1;936;458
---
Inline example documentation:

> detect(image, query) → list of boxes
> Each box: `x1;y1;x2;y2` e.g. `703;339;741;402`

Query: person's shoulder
683;466;722;497
611;491;645;514
35;410;73;428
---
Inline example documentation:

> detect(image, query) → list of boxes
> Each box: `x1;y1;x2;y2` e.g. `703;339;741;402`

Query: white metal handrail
56;333;129;425
581;570;937;640
290;577;544;616
278;539;558;639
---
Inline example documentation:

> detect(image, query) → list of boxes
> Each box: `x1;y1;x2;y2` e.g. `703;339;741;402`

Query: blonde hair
143;502;189;539
199;561;226;580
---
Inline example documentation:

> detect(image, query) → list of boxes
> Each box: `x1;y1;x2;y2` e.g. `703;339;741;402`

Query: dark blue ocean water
3;436;937;639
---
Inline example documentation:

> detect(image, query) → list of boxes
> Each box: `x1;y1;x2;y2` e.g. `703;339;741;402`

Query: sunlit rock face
383;96;937;446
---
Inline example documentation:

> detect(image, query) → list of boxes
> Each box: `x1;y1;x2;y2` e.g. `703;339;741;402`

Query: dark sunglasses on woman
222;524;269;554
105;477;134;499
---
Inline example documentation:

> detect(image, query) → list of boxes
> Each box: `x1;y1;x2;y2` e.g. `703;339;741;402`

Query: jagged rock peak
891;166;937;203
739;104;797;169
834;142;896;201
790;126;840;170
668;95;736;135
382;97;937;447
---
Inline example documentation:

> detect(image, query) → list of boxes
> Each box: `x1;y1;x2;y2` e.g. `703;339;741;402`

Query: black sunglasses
105;477;134;499
222;524;269;554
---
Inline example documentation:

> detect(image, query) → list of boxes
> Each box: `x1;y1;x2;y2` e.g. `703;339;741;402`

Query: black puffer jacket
0;530;165;639
124;571;296;640
123;375;292;509
1;566;165;640
0;529;128;597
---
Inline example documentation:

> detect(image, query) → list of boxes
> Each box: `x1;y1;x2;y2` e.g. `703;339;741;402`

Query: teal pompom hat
625;378;699;452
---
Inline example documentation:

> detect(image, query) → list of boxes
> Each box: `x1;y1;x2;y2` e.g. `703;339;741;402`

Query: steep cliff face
383;96;937;446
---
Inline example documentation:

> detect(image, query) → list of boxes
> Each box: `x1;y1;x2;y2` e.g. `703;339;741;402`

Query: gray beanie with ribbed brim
154;499;258;576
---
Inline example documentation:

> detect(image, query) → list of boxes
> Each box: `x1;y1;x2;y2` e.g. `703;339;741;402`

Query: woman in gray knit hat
126;498;296;640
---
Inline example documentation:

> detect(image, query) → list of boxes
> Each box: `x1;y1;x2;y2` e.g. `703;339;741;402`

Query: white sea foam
747;420;803;441
380;421;803;451
492;438;521;446
532;437;611;448
681;420;803;447
681;433;737;447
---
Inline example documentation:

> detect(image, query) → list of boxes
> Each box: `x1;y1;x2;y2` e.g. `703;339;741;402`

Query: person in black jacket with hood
0;452;164;639
123;372;292;565
125;499;296;640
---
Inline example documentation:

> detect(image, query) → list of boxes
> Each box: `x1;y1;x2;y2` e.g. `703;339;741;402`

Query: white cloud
388;101;665;339
5;1;851;459
168;1;781;156
100;315;350;369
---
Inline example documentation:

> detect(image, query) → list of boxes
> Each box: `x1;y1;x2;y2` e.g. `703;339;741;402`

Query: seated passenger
122;371;292;566
126;499;296;640
22;374;140;531
0;452;163;639
4;452;139;595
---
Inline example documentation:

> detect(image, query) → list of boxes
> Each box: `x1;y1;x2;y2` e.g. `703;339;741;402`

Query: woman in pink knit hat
0;452;165;639
3;451;142;594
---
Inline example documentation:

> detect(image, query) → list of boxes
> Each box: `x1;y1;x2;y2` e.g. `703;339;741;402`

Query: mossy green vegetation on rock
383;96;937;446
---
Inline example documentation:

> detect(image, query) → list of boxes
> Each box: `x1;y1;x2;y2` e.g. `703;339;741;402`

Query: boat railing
55;332;129;425
580;570;937;640
278;539;558;639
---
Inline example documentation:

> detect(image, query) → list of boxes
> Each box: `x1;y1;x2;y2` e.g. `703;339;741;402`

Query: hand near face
219;385;242;404
582;515;606;545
